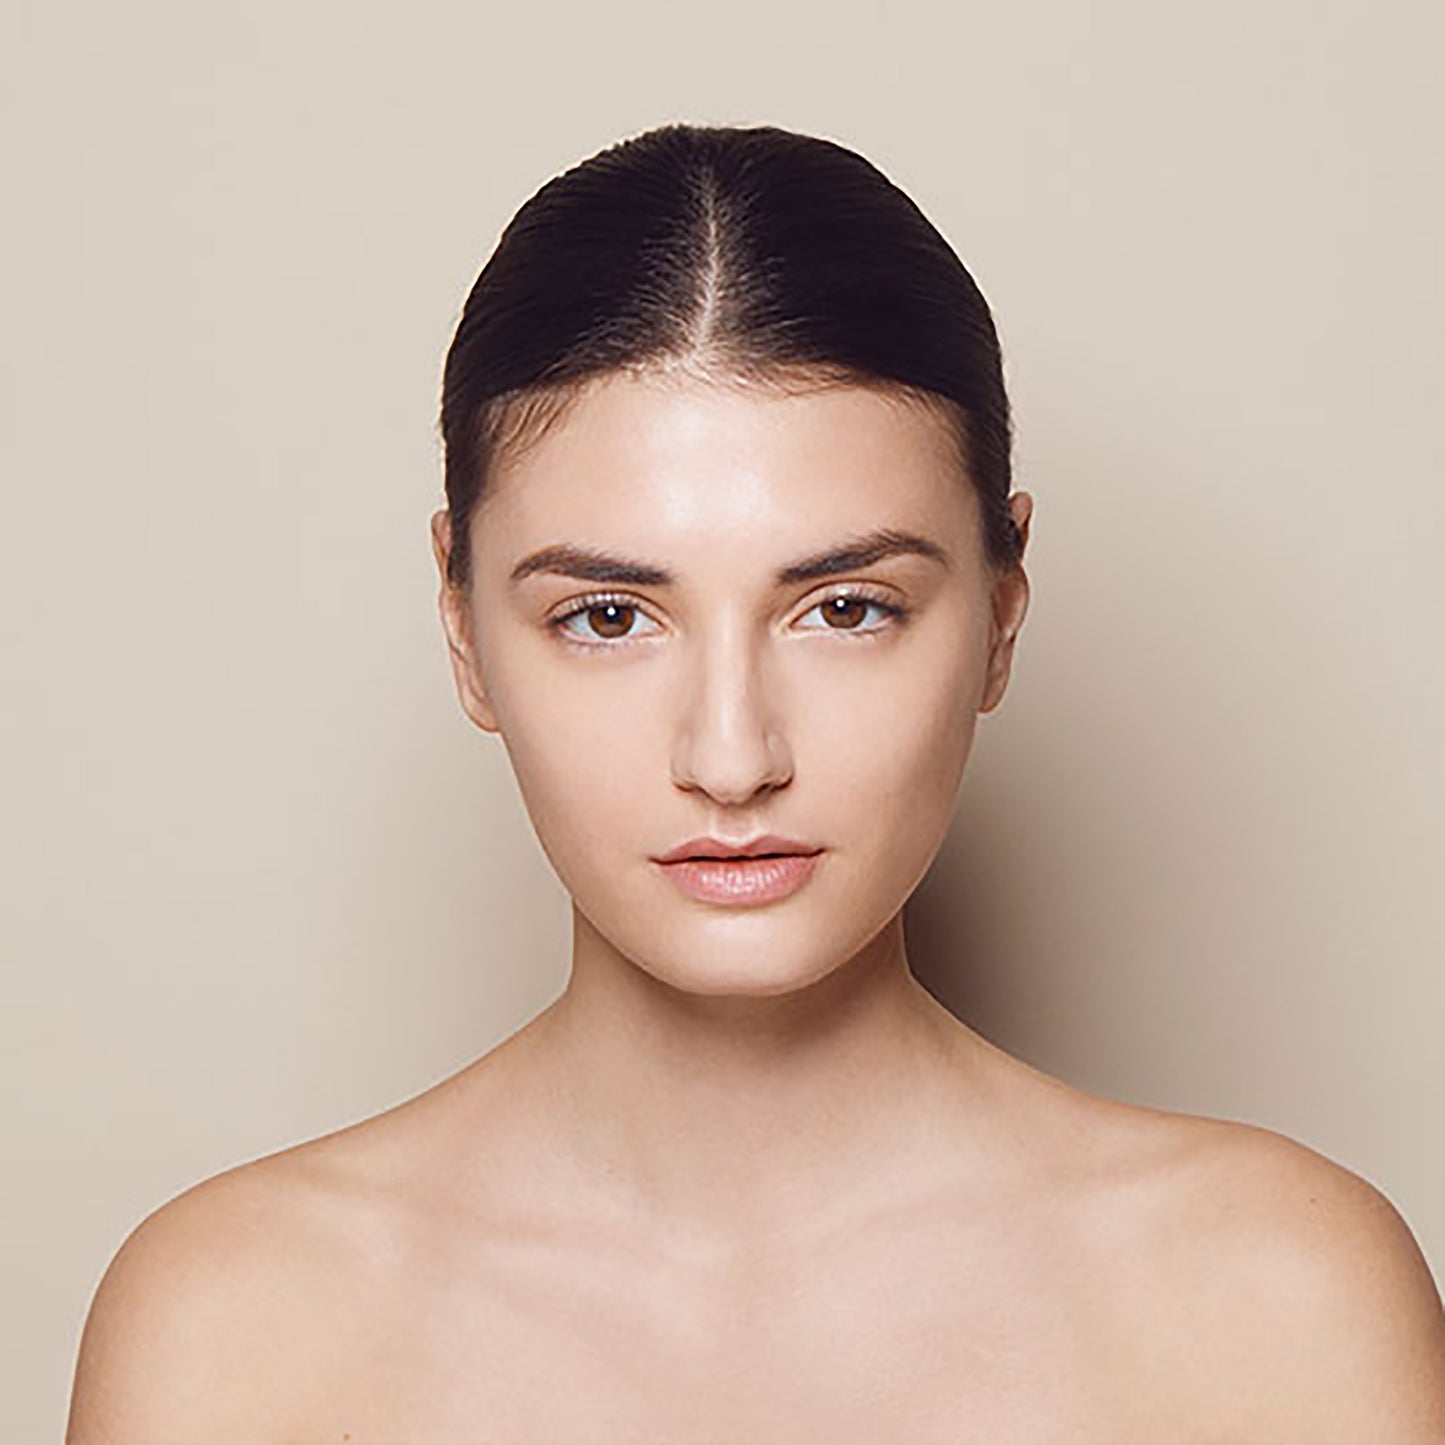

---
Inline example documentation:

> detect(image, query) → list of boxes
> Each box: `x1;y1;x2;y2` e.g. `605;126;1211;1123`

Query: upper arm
1190;1128;1445;1441
66;1174;301;1444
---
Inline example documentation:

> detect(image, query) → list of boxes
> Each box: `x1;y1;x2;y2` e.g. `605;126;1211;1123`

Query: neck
513;903;994;1247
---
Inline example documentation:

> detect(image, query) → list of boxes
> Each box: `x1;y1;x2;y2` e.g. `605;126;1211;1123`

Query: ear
430;508;502;735
978;491;1033;716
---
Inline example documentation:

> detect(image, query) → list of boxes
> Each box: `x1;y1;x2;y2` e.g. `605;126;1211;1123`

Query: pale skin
68;369;1445;1442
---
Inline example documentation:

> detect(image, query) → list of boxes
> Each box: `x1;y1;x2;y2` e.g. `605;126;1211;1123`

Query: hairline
470;358;976;514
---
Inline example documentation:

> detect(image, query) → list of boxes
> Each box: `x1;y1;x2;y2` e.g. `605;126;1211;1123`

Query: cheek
489;663;660;885
797;638;981;848
507;717;641;824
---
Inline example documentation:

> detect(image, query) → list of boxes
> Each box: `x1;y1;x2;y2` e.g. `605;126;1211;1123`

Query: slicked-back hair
439;123;1019;589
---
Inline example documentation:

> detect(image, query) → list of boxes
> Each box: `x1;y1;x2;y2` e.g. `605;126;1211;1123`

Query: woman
67;122;1444;1442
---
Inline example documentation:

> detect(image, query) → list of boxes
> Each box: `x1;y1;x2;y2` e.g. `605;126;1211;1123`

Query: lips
651;834;826;905
654;850;823;905
653;834;823;863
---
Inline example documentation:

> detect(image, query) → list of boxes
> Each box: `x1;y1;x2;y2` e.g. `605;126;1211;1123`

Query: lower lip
655;852;823;905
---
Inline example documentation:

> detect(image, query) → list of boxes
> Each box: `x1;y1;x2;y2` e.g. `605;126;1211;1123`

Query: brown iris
586;602;636;639
822;596;869;629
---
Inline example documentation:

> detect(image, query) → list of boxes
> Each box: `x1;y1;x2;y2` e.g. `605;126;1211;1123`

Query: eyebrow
508;527;951;589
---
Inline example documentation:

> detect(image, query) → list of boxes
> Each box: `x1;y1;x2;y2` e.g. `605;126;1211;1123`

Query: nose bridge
672;607;789;801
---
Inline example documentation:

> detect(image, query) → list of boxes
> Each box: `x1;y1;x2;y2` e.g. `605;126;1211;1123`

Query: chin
632;939;848;1001
662;969;828;1000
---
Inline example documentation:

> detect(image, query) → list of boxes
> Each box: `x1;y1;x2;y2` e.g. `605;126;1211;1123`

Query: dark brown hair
439;123;1018;588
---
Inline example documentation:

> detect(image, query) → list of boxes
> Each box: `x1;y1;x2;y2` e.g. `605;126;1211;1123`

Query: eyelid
546;590;665;646
546;590;660;626
791;583;907;633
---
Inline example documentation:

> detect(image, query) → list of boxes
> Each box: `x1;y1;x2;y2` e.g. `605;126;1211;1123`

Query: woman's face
434;370;1030;997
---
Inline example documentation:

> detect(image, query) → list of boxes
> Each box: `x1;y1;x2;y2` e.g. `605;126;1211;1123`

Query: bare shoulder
65;1031;544;1442
1100;1104;1445;1439
65;1113;419;1444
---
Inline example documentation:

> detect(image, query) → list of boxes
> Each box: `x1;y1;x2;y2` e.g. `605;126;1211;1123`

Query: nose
670;619;793;806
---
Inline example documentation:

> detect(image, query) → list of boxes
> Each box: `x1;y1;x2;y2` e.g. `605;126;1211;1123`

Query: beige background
4;0;1441;1437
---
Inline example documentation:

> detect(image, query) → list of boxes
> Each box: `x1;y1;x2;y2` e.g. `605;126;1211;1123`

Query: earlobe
978;499;1032;715
430;509;502;736
978;629;1019;715
440;594;503;736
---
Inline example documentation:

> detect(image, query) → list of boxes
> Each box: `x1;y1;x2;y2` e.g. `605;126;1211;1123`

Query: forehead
476;370;976;573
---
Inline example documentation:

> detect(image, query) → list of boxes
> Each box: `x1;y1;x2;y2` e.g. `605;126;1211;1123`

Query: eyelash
546;587;911;650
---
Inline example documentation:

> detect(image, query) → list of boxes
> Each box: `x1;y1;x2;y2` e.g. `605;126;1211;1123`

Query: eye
796;588;909;635
546;586;910;650
548;593;664;647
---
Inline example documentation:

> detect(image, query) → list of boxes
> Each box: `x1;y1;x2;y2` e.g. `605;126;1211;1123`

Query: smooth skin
68;369;1445;1442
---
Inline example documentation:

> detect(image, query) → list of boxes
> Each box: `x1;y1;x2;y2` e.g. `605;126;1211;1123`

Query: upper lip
654;834;823;863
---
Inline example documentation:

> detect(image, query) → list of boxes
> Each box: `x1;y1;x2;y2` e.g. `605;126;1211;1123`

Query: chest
282;1227;1191;1443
